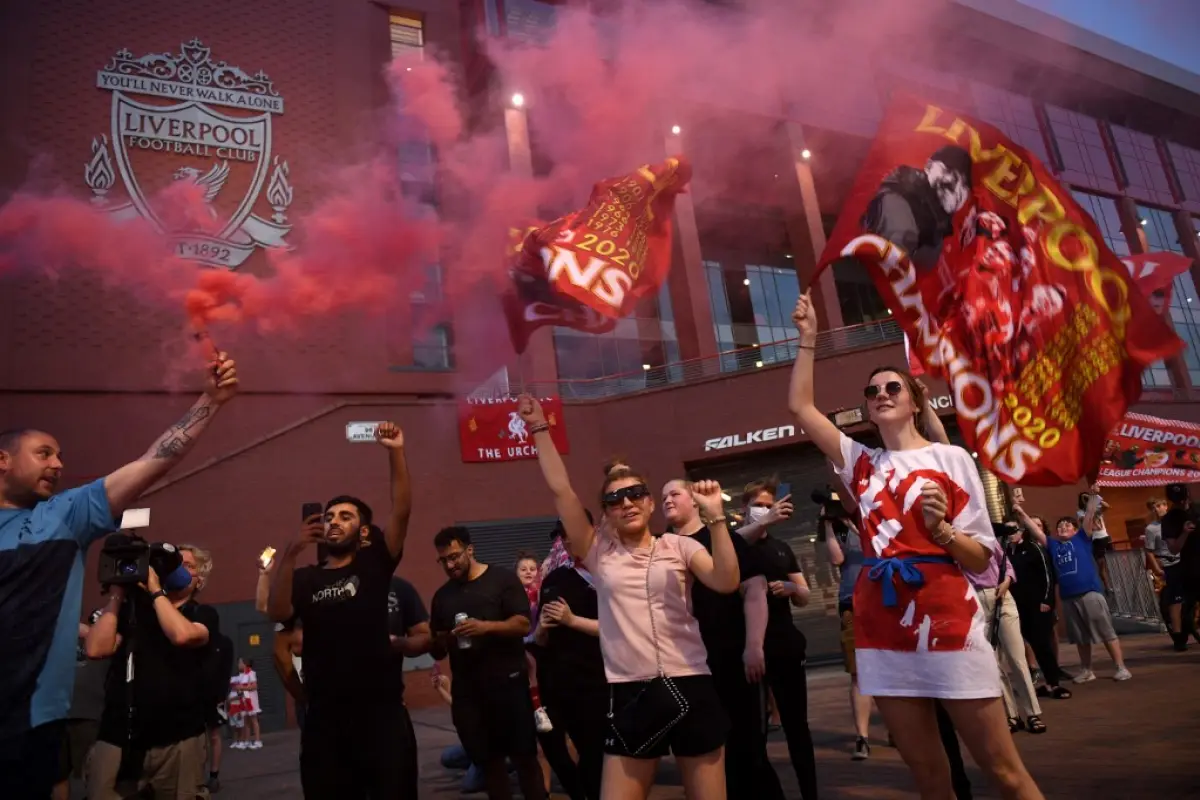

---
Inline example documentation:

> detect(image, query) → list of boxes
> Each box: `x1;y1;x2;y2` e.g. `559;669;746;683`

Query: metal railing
527;317;903;400
1105;548;1166;630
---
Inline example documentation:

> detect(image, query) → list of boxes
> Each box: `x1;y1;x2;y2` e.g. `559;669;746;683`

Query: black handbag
606;538;689;755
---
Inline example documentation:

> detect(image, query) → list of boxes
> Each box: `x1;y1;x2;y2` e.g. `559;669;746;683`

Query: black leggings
542;686;606;800
710;651;785;800
1016;602;1065;687
765;645;818;800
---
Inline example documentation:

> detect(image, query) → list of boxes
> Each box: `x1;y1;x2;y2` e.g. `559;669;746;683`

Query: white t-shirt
235;670;261;714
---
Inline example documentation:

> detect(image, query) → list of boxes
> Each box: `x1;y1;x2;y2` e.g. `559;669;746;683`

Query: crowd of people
3;293;1200;800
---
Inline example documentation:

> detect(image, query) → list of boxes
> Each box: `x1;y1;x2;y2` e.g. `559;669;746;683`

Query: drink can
454;612;471;649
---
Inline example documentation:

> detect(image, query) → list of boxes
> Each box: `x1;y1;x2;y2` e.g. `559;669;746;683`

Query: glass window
970;84;1050;167
1110;125;1174;206
412;324;451;370
1168;142;1200;204
1045;106;1119;194
1070;190;1129;256
1139;205;1200;386
389;12;424;59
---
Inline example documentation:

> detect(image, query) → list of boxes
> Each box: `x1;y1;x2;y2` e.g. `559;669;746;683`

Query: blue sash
863;555;956;607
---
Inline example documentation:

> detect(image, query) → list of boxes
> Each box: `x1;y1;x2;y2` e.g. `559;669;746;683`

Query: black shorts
451;673;539;765
300;700;417;799
57;719;99;782
1092;537;1114;559
1163;563;1186;606
604;674;728;760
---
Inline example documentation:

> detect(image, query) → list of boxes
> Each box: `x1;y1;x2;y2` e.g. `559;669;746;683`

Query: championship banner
1099;412;1200;487
819;95;1182;486
458;396;569;463
1120;252;1193;314
503;157;691;353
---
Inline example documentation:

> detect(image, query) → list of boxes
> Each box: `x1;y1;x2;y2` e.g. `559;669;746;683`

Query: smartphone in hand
301;502;323;522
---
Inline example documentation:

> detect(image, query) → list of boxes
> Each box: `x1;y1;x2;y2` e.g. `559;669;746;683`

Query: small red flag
1120;252;1193;314
503;158;691;353
819;96;1182;486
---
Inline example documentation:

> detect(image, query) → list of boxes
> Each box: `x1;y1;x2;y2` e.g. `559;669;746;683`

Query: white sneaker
533;707;553;733
1072;669;1096;684
231;742;245;750
251;741;263;749
1113;667;1132;681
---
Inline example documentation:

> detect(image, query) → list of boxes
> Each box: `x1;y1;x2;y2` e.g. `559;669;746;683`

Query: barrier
1105;548;1167;630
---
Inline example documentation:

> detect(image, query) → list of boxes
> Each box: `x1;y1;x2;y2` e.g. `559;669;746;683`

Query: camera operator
85;543;220;799
0;353;237;799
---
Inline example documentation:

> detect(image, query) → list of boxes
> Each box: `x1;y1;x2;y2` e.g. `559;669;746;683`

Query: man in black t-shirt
85;551;220;798
1162;483;1200;648
662;479;785;800
267;421;415;799
429;526;544;800
742;478;819;800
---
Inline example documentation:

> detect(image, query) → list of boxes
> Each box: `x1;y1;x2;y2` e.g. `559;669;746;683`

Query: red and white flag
818;95;1182;486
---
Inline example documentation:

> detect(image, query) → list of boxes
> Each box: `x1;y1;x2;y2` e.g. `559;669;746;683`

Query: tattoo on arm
153;405;212;460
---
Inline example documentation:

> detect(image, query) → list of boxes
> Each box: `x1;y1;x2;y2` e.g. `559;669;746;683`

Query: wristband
797;344;816;350
150;590;168;601
703;516;728;526
528;422;550;435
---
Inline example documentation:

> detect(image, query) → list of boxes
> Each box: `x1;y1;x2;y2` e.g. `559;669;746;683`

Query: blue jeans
440;743;485;792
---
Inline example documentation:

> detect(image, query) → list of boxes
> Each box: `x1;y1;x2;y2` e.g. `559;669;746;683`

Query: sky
1018;0;1200;75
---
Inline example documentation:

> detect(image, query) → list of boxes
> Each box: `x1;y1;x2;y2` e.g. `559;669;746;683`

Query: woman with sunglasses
788;293;1042;800
519;395;739;800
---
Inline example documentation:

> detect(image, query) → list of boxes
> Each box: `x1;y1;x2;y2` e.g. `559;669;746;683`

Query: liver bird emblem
172;161;230;214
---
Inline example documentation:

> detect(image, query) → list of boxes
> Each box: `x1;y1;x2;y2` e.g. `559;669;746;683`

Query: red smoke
1;0;1032;380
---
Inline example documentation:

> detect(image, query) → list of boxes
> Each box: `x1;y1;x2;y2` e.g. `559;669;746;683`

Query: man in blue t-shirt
0;353;239;799
1031;512;1131;684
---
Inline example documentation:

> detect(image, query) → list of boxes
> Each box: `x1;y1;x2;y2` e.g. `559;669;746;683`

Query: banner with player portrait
819;95;1182;486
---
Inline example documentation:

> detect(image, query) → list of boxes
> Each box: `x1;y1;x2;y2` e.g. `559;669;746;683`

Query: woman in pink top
520;396;740;800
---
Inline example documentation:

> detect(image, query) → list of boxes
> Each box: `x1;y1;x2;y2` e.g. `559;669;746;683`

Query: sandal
1050;686;1072;699
1035;685;1050;698
1027;715;1047;734
1008;716;1024;733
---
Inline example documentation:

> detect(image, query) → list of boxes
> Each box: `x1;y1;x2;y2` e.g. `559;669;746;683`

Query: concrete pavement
209;634;1199;798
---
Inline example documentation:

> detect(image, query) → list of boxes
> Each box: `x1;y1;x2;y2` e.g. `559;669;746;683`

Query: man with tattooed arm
0;352;239;799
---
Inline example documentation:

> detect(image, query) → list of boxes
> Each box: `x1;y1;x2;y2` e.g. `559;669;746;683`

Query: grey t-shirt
1144;521;1179;568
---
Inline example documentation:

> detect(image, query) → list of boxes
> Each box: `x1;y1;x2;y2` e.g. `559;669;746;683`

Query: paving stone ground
209;634;1199;798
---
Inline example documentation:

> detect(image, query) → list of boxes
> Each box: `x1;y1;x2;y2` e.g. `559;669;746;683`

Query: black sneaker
852;737;870;760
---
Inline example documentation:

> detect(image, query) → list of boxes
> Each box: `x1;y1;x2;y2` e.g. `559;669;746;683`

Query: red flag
819;96;1182;486
904;333;925;376
503;158;691;353
1120;252;1193;314
1098;412;1200;487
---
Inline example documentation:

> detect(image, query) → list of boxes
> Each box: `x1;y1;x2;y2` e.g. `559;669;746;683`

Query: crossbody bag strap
644;537;666;677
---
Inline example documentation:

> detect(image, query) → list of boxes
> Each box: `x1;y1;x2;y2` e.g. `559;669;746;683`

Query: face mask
747;506;770;523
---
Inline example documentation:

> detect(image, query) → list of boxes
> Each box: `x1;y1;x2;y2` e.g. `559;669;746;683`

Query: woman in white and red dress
788;292;1043;800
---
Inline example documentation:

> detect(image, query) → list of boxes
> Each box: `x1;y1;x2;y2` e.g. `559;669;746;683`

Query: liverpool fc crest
85;39;293;268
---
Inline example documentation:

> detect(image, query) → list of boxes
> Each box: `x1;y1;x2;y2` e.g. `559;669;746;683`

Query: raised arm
1012;503;1047;547
374;422;412;561
788;293;845;468
254;559;274;615
1081;488;1102;539
103;354;238;517
268;518;324;623
919;382;950;445
688;480;740;593
519;395;594;559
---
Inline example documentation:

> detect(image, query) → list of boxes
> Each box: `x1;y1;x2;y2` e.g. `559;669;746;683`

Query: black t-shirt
430;565;530;692
535;566;605;696
746;534;807;655
292;540;401;711
98;593;220;748
686;527;762;658
1162;506;1200;586
387;576;429;690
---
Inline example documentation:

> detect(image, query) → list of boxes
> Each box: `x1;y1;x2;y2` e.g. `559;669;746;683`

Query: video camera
811;486;848;522
97;534;193;592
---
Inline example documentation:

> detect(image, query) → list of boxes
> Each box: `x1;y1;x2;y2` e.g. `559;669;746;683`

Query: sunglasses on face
602;484;650;508
864;381;904;400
